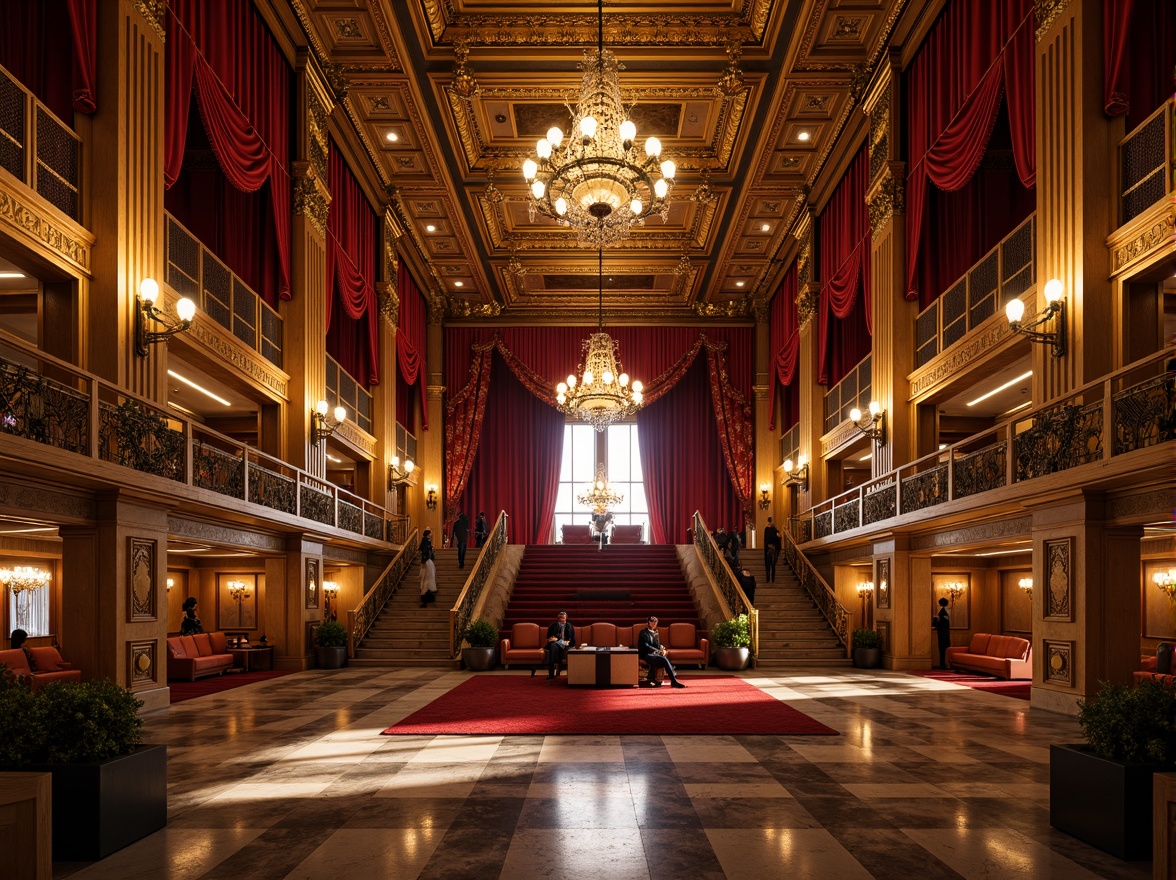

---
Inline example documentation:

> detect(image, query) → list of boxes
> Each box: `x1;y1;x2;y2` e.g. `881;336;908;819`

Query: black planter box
1049;743;1159;860
32;744;168;861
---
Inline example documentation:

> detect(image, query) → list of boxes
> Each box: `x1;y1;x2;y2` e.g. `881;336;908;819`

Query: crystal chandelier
555;245;643;431
521;0;676;248
577;463;624;514
0;565;50;593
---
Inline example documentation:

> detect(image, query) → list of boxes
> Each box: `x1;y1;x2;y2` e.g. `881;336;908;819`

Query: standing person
724;527;741;570
713;527;728;551
932;597;951;669
763;516;781;583
474;512;489;548
637;615;686;688
180;597;203;635
452;512;470;569
419;529;438;607
545;610;575;680
738;568;757;605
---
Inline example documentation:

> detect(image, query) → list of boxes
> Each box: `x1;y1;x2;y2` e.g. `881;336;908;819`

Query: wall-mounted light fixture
857;580;874;628
1006;278;1066;357
166;577;174;593
1018;577;1033;599
135;278;196;357
849;401;885;446
782;455;809;491
1153;569;1176;599
311;400;347;445
425;484;438;510
322;580;339;620
388;455;415;488
943;580;966;609
758;483;770;510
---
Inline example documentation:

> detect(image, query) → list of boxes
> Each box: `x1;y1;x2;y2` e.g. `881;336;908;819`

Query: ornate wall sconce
311;400;347;445
134;278;195;357
227;579;251;601
425;484;439;510
849;401;885;446
388;455;415;488
857;581;873;627
943;580;966;609
1006;278;1066;358
1018;577;1033;599
782;455;809;491
758;483;770;510
1153;569;1176;599
166;577;174;593
322;580;339;619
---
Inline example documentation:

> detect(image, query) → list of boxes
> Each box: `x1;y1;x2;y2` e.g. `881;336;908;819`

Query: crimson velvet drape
461;354;565;545
444;327;753;544
325;141;379;387
396;264;428;430
769;262;800;431
1104;0;1176;129
164;0;292;302
818;145;872;387
904;0;1035;304
0;0;96;120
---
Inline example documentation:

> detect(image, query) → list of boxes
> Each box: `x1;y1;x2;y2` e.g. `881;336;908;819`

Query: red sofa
0;646;82;690
945;633;1031;680
166;632;234;681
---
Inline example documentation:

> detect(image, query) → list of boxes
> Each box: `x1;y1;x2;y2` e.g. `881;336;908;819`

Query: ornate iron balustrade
833;500;860;533
952;441;1007;498
900;464;948;514
347;529;420;657
779;526;849;654
0;363;89;453
299;484;333;524
449;511;509;657
387;515;410;545
193;441;244;498
338;499;362;534
98;399;185;481
247;461;296;514
1115;373;1172;453
1119;98;1174;225
692;511;758;655
1013;401;1102;482
862;481;897;524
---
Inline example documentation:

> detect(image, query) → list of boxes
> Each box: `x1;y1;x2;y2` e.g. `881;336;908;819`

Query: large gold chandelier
555;245;643;431
577;464;624;514
521;0;676;248
0;565;50;593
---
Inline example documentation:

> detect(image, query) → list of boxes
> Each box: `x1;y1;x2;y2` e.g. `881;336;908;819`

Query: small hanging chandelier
555;244;643;431
521;0;676;248
0;565;50;593
577;463;624;514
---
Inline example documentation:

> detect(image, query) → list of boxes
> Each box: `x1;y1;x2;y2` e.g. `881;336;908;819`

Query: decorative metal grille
232;278;257;350
833;500;860;533
34;106;79;220
260;303;283;369
916;302;939;367
98;400;185;481
364;512;384;540
387;515;410;545
0;67;23;180
165;217;200;298
863;485;896;524
968;250;998;326
247;462;296;514
300;485;332;524
942;279;968;349
813;510;832;539
1014;402;1103;481
1121;111;1166;224
202;256;233;331
1000;216;1035;301
192;442;244;499
338;500;362;534
1114;373;1172;453
952;441;1006;498
0;363;89;453
900;465;948;513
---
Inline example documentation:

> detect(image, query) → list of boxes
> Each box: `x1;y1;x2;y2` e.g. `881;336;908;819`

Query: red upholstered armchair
0;646;82;690
610;525;644;544
499;623;547;674
561;525;594;544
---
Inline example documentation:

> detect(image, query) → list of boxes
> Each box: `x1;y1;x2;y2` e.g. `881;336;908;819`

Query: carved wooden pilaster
292;161;330;239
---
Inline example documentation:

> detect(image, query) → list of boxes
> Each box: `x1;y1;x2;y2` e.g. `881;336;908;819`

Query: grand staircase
350;547;467;668
738;552;851;667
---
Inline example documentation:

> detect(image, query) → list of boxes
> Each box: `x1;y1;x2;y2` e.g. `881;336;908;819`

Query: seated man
637;615;686;688
545;610;574;680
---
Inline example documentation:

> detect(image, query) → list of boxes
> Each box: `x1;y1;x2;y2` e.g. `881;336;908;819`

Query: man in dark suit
545;610;574;679
637;615;685;688
763;516;781;583
452;512;470;569
474;512;489;548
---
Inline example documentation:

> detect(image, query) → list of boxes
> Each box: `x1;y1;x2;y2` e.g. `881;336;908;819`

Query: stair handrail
449;510;509;656
347;528;420;657
691;511;758;656
779;526;850;655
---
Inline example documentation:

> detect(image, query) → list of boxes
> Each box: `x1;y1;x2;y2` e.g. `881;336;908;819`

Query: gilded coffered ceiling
276;0;912;323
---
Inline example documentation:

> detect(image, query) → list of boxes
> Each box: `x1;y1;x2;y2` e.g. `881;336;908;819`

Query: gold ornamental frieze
0;185;93;276
796;283;819;326
867;172;904;240
1034;0;1075;41
132;0;166;41
334;419;377;459
293;167;331;238
908;320;1012;400
183;318;290;401
1108;203;1174;277
167;516;288;552
377;282;399;327
820;420;862;457
909;515;1033;552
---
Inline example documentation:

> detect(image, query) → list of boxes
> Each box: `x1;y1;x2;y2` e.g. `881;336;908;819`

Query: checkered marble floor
54;668;1149;880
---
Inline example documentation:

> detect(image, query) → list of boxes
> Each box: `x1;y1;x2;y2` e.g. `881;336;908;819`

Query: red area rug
382;674;838;736
908;668;1030;700
169;670;293;704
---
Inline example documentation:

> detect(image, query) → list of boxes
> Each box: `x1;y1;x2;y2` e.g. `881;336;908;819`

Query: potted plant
711;614;752;671
852;629;883;668
314;619;349;669
1050;678;1176;860
0;673;166;861
462;618;499;672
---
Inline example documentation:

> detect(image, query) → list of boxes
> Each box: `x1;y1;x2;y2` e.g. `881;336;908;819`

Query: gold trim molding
293;163;331;239
908;319;1014;400
132;0;166;42
1108;203;1174;277
867;172;904;240
1034;0;1075;41
182;316;291;401
0;184;93;275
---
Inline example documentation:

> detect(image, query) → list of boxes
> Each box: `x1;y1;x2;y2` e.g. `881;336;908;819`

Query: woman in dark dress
932;597;950;669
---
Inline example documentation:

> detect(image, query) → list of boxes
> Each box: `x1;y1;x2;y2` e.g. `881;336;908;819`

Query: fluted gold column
419;302;446;534
751;295;775;533
793;209;822;512
374;212;402;509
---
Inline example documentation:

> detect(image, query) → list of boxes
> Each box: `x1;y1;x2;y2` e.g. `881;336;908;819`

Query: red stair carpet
169;669;293;703
382;674;838;736
908;668;1030;700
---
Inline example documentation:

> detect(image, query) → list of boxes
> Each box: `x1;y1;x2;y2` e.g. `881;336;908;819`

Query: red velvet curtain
638;356;743;545
905;0;1035;304
818;145;872;386
769;262;799;430
1105;0;1176;129
462;354;565;545
397;263;428;430
164;0;292;301
0;0;96;120
325;140;379;388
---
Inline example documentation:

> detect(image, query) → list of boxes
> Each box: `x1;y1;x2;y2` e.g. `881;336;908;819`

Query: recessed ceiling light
167;369;231;407
797;130;811;142
385;131;398;142
859;452;872;461
454;281;464;287
326;454;342;463
761;223;770;233
972;546;1032;557
426;225;436;232
0;272;26;279
735;281;745;288
966;370;1033;407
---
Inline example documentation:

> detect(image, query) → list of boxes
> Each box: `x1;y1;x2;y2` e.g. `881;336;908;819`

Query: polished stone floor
55;668;1150;880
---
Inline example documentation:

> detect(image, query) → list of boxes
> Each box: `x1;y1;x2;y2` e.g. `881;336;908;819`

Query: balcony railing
916;214;1036;368
165;213;284;368
326;355;373;435
0;328;396;542
800;347;1175;542
1119;98;1174;226
0;63;81;222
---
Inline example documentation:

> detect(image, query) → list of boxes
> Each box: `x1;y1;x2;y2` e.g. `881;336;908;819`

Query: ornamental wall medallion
127;640;157;690
128;538;156;622
1044;639;1072;686
875;557;890;610
1044;538;1072;621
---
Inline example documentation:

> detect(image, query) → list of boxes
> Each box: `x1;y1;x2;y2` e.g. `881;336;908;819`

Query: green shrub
1078;678;1176;765
463;618;498;648
0;669;37;766
315;620;348;649
852;629;882;649
711;614;751;648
